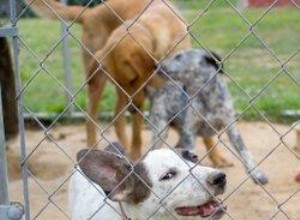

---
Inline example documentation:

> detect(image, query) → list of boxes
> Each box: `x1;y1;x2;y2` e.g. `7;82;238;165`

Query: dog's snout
207;172;226;189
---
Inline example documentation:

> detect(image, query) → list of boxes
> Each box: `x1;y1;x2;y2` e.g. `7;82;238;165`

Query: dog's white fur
69;148;226;220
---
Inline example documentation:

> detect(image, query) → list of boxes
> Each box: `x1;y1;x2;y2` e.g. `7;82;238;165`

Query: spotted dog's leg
227;126;268;185
150;102;169;149
176;107;197;151
203;136;233;167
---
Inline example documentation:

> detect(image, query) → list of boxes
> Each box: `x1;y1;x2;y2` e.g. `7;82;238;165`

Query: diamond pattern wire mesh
3;0;299;219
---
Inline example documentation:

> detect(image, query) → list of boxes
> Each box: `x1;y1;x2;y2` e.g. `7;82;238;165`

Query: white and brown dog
69;143;227;220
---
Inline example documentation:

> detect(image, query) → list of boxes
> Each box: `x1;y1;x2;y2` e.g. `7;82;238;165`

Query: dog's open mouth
175;198;227;218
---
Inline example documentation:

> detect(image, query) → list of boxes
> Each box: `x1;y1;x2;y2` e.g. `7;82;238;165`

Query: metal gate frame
0;0;28;219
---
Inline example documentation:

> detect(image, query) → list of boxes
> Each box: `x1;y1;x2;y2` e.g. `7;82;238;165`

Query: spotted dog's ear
204;51;224;74
77;148;152;204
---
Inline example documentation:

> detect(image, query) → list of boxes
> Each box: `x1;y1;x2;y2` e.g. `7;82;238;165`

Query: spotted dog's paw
249;168;268;185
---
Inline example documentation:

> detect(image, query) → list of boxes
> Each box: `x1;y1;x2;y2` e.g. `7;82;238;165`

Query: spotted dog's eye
159;169;177;181
174;54;182;61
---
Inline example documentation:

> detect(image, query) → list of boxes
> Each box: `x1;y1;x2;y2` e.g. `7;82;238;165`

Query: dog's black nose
207;172;226;189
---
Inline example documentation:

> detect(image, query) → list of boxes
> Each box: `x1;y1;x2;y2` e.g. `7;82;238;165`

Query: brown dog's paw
210;153;234;168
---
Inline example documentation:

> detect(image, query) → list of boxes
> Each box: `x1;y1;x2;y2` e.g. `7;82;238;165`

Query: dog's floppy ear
204;51;224;74
77;148;152;204
77;149;132;201
128;52;166;88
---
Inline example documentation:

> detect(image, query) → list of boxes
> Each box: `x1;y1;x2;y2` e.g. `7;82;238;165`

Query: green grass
18;1;300;122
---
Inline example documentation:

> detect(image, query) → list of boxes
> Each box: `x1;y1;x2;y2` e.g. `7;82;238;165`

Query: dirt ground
6;121;300;220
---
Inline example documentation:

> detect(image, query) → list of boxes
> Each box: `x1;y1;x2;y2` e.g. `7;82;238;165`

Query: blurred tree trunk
0;29;18;140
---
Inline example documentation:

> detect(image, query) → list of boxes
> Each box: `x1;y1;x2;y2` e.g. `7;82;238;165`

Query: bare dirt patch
7;121;300;220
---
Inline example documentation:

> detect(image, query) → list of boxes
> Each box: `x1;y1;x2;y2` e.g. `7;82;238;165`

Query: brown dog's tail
24;0;88;24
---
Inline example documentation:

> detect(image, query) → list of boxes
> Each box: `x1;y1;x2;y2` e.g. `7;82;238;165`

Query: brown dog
88;1;191;160
26;0;231;165
24;0;153;147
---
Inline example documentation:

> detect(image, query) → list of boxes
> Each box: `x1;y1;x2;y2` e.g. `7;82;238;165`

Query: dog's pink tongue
200;203;216;216
175;203;215;217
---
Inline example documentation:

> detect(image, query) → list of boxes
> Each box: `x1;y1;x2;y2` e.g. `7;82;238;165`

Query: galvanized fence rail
0;1;25;219
1;0;299;219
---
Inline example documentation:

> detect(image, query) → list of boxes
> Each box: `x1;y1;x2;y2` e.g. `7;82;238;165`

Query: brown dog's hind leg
86;75;107;148
130;111;144;161
114;89;130;149
203;137;233;167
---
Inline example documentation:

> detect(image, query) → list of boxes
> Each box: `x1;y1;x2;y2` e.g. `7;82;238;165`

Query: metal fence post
0;84;24;220
61;0;74;117
9;0;30;219
0;85;9;206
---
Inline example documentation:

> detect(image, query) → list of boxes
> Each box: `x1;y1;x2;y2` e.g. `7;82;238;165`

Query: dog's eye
174;54;182;60
159;169;177;181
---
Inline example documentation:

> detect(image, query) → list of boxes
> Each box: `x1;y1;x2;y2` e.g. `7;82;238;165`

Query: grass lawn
18;0;299;122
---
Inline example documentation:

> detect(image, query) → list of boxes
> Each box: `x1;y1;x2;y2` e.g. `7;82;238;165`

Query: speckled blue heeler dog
148;49;268;185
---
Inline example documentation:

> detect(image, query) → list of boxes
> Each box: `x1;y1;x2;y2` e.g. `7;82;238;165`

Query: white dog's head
77;143;227;220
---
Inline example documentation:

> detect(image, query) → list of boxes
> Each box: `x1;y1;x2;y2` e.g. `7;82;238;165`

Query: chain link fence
1;0;299;219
